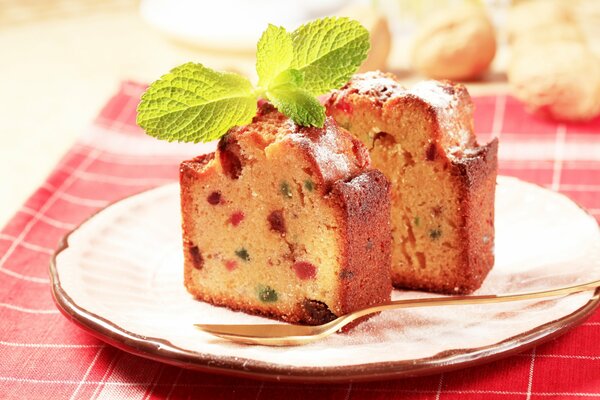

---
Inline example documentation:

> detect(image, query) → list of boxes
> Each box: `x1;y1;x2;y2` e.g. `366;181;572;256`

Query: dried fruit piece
218;138;244;179
304;179;315;192
225;260;238;271
293;261;317;280
302;299;337;324
230;211;245;226
429;228;442;240
258;285;278;302
426;142;437;161
235;248;250;262
280;181;293;198
207;191;222;205
267;210;286;234
189;245;204;270
335;98;353;114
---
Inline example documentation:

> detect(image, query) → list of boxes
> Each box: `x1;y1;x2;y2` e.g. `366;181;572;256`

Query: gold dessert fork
195;279;600;346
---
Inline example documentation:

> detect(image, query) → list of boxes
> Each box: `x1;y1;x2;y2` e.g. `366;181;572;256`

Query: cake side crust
452;138;498;292
330;169;392;315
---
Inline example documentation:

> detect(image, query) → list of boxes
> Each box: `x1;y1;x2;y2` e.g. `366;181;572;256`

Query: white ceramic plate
50;176;600;382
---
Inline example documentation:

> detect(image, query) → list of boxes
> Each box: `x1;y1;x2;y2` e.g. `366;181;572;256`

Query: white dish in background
139;0;347;53
50;176;600;382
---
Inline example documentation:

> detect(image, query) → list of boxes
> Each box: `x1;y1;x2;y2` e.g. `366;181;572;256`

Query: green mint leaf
256;24;293;88
269;68;304;89
267;84;325;127
290;17;370;96
136;62;256;143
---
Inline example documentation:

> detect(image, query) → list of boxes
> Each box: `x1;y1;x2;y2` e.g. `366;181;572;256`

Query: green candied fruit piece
257;285;278;302
304;179;315;192
429;228;442;240
235;248;250;262
280;181;293;198
414;216;420;227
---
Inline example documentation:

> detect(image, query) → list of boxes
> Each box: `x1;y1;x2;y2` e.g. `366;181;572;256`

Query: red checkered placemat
1;82;599;399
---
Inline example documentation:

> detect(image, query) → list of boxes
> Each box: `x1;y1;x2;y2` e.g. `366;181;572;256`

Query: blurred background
1;0;599;226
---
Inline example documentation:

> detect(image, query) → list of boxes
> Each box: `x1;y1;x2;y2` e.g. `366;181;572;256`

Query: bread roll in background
507;0;600;121
509;42;600;121
507;1;575;44
511;24;584;53
410;5;496;81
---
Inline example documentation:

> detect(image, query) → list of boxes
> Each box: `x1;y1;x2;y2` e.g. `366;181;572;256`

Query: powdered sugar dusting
287;119;353;183
409;80;455;108
344;171;372;190
332;73;479;157
410;81;475;153
349;72;403;98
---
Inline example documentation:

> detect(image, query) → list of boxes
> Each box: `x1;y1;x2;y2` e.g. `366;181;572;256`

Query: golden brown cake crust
180;104;392;324
326;71;498;294
330;170;392;315
452;139;498;292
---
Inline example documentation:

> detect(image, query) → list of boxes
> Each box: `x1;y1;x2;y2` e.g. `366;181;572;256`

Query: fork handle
342;279;600;325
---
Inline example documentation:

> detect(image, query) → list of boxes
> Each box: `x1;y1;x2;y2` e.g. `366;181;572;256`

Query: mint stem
253;87;267;100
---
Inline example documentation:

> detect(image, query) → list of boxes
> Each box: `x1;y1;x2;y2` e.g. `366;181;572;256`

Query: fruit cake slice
326;72;498;294
180;103;392;325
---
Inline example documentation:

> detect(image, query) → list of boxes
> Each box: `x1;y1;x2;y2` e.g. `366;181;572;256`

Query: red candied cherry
207;191;222;205
225;260;238;271
229;211;245;226
426;142;438;161
267;210;286;234
336;99;353;114
293;261;317;280
218;138;243;179
189;245;204;270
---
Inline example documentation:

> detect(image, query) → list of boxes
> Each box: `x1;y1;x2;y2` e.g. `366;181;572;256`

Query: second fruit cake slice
180;103;392;325
327;72;498;294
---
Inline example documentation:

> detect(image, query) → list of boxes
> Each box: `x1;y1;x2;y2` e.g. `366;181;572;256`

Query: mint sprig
137;17;369;143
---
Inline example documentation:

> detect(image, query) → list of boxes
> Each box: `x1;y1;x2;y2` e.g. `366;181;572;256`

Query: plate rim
49;178;600;383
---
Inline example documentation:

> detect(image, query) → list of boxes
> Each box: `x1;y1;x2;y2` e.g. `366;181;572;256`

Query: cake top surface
328;71;479;157
188;102;370;189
